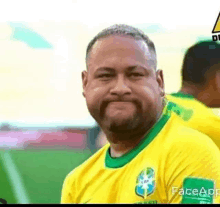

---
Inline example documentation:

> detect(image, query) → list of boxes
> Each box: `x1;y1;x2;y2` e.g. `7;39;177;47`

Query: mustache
100;97;142;117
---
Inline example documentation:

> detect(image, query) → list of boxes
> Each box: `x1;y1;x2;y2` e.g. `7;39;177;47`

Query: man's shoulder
166;93;204;108
64;144;110;183
165;115;218;152
166;93;217;119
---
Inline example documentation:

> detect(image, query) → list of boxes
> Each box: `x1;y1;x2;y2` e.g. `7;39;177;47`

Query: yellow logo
212;12;220;41
212;12;220;33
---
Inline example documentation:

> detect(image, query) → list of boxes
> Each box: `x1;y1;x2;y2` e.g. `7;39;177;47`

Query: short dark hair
86;24;157;70
182;41;220;85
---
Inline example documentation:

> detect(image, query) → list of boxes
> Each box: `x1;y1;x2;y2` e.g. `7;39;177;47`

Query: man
61;25;220;204
95;41;220;149
166;41;220;148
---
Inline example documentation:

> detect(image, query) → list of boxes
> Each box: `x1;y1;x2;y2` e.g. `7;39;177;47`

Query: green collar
170;92;195;99
105;109;171;169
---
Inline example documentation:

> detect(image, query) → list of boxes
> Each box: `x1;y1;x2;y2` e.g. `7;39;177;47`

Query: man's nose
110;75;132;96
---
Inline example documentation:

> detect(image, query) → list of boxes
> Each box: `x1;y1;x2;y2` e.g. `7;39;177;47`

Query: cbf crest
135;167;155;198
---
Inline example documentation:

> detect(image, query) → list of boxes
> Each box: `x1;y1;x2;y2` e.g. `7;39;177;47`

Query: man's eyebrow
95;67;115;73
126;66;149;72
126;66;138;72
94;66;149;73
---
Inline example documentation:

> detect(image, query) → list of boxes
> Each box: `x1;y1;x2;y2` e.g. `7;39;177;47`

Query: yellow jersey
61;103;220;204
166;92;220;148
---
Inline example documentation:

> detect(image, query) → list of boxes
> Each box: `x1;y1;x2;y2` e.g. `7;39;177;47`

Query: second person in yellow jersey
166;41;220;148
61;25;220;204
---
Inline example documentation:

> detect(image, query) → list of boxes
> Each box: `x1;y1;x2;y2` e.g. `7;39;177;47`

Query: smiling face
82;35;165;134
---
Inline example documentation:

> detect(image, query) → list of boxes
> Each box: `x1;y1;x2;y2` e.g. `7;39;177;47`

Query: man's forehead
95;65;151;73
86;35;156;73
91;35;149;54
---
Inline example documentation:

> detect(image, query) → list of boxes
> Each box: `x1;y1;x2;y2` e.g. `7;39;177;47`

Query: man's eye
129;73;144;77
98;74;113;78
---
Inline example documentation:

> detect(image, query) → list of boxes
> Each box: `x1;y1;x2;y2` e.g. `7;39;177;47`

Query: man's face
204;64;220;107
82;35;164;133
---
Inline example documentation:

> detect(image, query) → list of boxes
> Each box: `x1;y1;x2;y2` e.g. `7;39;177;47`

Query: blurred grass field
0;149;92;204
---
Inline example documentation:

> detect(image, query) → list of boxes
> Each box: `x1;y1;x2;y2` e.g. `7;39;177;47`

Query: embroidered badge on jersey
135;167;155;198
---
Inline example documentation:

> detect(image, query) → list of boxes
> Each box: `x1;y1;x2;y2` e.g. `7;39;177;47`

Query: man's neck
106;129;149;158
180;87;218;107
180;87;197;98
104;109;164;158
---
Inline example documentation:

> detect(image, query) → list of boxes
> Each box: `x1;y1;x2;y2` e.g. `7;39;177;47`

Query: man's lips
100;99;142;118
103;100;134;108
107;101;134;108
100;101;130;117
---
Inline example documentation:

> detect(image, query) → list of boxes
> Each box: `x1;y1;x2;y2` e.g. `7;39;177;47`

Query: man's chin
105;117;139;133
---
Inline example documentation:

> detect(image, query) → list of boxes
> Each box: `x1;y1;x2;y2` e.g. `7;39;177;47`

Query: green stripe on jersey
170;92;195;99
166;101;194;121
105;112;170;168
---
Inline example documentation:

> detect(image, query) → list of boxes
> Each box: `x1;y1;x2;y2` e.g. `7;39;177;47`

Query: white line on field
1;150;30;204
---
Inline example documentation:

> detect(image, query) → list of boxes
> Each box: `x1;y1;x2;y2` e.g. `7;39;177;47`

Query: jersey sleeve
200;112;220;147
166;96;220;148
61;170;76;204
164;128;220;204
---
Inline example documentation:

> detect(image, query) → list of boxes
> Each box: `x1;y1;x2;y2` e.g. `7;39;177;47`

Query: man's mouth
100;99;142;118
107;101;133;108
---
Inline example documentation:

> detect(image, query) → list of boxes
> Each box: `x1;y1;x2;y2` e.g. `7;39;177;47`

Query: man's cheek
86;94;101;110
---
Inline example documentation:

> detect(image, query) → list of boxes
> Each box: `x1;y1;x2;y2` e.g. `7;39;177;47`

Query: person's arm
164;131;220;204
61;171;76;203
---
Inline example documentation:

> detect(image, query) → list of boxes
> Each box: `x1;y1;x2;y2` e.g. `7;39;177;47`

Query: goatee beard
106;116;141;134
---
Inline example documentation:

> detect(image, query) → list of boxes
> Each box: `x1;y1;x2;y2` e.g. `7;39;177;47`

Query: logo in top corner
212;12;220;41
135;167;156;198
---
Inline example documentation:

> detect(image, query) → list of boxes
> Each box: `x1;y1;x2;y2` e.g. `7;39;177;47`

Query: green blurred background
0;149;92;204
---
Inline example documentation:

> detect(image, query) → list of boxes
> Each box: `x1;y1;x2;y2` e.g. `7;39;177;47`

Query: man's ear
156;69;165;97
82;70;88;97
216;71;220;92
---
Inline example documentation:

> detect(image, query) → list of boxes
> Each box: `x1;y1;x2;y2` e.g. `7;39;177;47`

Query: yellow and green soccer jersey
166;92;220;148
61;103;220;204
